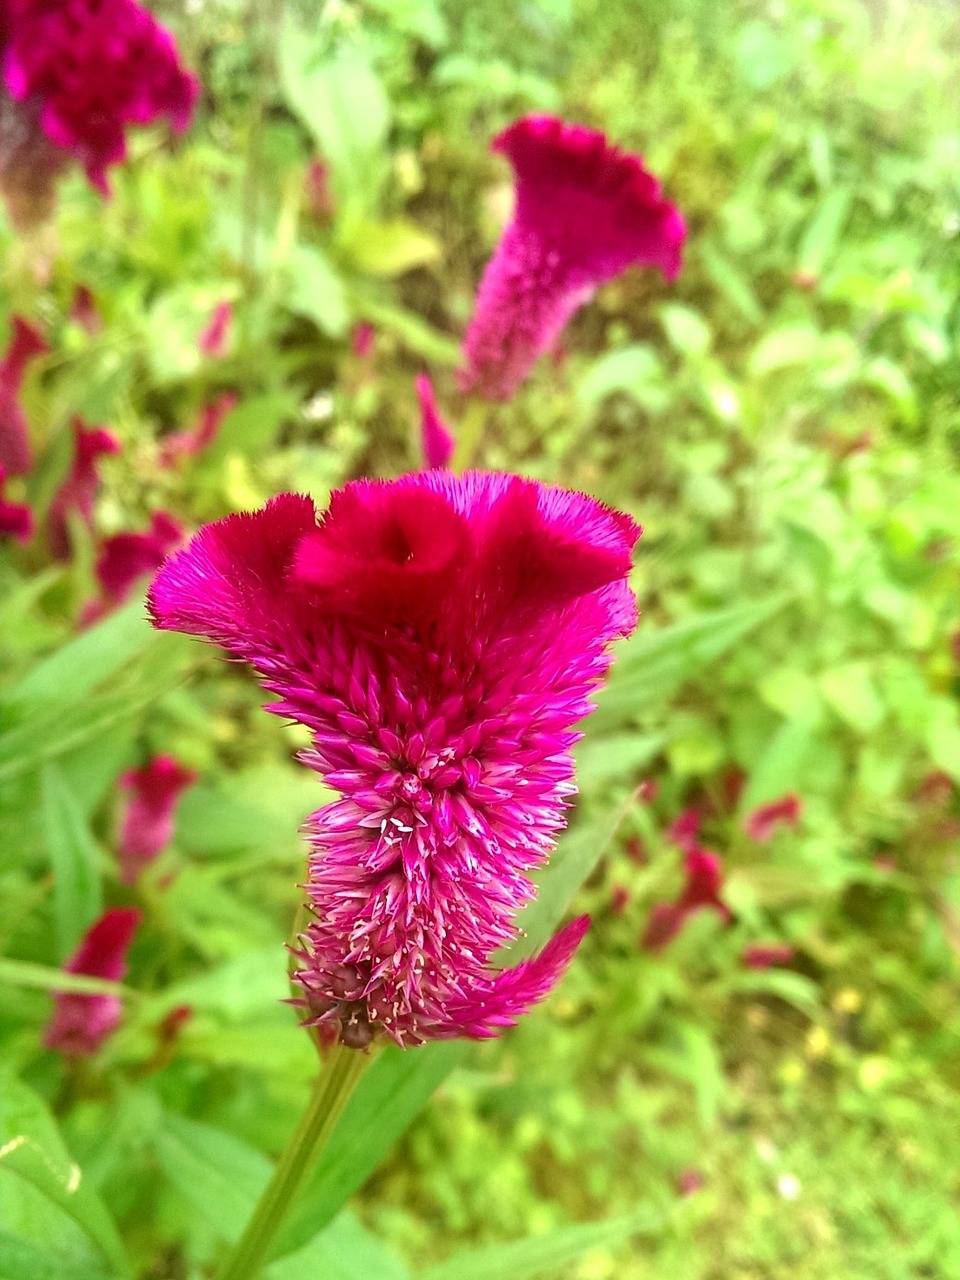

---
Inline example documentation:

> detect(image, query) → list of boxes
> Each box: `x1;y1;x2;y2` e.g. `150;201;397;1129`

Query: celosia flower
0;462;32;541
610;884;630;916
118;754;197;884
160;392;238;465
70;285;101;334
82;510;183;625
43;907;141;1057
460;115;685;400
677;1169;705;1197
641;848;730;952
742;943;794;970
0;0;198;201
0;314;48;476
148;472;641;1046
416;374;454;470
47;417;121;559
666;806;701;853
743;794;802;844
305;157;334;219
351;321;375;360
198;302;233;359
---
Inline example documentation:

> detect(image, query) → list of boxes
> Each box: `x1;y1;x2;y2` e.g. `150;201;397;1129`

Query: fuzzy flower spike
149;473;640;1047
460;115;686;400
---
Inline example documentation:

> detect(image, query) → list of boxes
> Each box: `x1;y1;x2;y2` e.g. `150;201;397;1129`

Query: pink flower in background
351;321;375;360
416;374;454;470
742;943;795;970
743;794;803;844
0;462;33;541
677;1169;705;1197
637;778;659;804
0;315;48;476
198;302;233;359
305;157;334;219
70;285;102;334
43;907;141;1057
82;510;184;625
641;848;730;952
160;392;238;465
610;884;630;916
1;0;198;198
666;806;702;853
148;472;640;1046
460;115;685;400
47;417;121;559
118;754;197;884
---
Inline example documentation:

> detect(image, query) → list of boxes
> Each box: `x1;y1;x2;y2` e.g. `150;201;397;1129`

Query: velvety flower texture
0;0;198;198
0;462;33;541
460;116;686;400
48;417;121;559
416;374;454;470
148;472;640;1046
0;315;47;476
43;907;140;1057
118;754;197;885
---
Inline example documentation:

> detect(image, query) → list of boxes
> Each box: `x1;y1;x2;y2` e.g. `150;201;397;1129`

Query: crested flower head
48;417;121;559
743;793;803;844
43;907;141;1057
118;753;197;884
0;461;33;541
416;374;454;470
0;0;198;202
0;314;48;476
460;115;686;400
148;472;640;1046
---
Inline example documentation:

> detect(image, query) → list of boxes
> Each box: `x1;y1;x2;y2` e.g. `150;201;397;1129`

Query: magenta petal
0;462;34;542
460;115;686;400
92;509;185;616
743;794;803;844
43;907;141;1057
416;374;455;470
118;754;198;885
47;417;121;560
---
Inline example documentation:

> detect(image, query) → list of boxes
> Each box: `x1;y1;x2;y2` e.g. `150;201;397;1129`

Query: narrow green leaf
43;764;103;959
0;1070;129;1276
797;186;852;275
264;1212;410;1280
419;1206;666;1280
0;959;131;1000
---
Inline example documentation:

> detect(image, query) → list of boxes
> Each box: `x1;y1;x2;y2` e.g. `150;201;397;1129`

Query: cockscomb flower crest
43;907;141;1057
148;472;640;1047
460;115;686;400
0;0;198;217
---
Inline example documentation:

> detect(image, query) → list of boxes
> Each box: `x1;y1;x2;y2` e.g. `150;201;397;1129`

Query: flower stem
218;1044;371;1280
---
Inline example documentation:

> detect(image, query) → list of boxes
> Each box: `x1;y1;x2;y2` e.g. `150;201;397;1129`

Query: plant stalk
218;1043;371;1280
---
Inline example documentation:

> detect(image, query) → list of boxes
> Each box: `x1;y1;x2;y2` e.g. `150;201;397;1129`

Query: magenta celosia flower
666;806;701;853
641;848;730;952
47;417;121;559
459;115;686;400
416;374;454;470
82;510;184;625
743;794;803;844
1;0;198;200
148;472;640;1046
305;157;334;219
677;1169;705;1197
160;392;238;466
70;284;101;334
0;461;33;541
198;302;232;359
43;907;141;1057
0;314;48;476
742;943;794;970
351;321;375;360
118;754;197;885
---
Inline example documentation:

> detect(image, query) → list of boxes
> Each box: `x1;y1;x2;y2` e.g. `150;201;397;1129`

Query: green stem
218;1045;371;1280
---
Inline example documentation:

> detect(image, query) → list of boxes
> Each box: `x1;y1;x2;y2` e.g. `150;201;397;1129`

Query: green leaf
739;713;821;812
265;1212;410;1280
341;218;442;277
577;346;665;413
574;732;664;789
749;325;821;376
0;1070;128;1276
42;764;103;959
202;392;299;463
419;1206;666;1280
0;958;130;1000
660;304;712;358
797;187;852;276
285;246;348;337
358;299;460;365
0;1229;111;1280
820;663;885;733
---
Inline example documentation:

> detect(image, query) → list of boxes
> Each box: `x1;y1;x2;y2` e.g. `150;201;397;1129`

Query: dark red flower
47;417;121;559
0;314;48;476
160;392;238;465
666;807;701;853
43;907;141;1057
198;302;232;359
743;794;803;844
118;754;197;884
82;510;184;624
0;461;33;541
641;848;730;952
742;943;794;970
351;321;375;360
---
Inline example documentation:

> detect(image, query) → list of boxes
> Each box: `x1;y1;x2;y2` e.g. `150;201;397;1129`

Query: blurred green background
2;1;960;1277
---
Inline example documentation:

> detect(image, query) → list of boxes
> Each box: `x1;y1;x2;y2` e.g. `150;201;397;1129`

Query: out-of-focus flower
0;0;198;223
0;462;32;541
47;417;121;559
416;374;454;470
148;472;641;1046
70;285;102;334
641;848;730;951
637;778;659;804
198;301;232;359
666;806;701;853
610;884;630;916
0;314;48;475
82;510;184;625
743;794;803;844
460;115;685;400
677;1169;705;1197
742;943;795;970
43;907;141;1057
117;754;197;884
351;321;375;360
160;392;238;465
305;157;334;218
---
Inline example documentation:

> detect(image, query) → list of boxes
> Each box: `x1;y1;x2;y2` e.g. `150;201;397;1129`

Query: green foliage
2;0;960;1277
